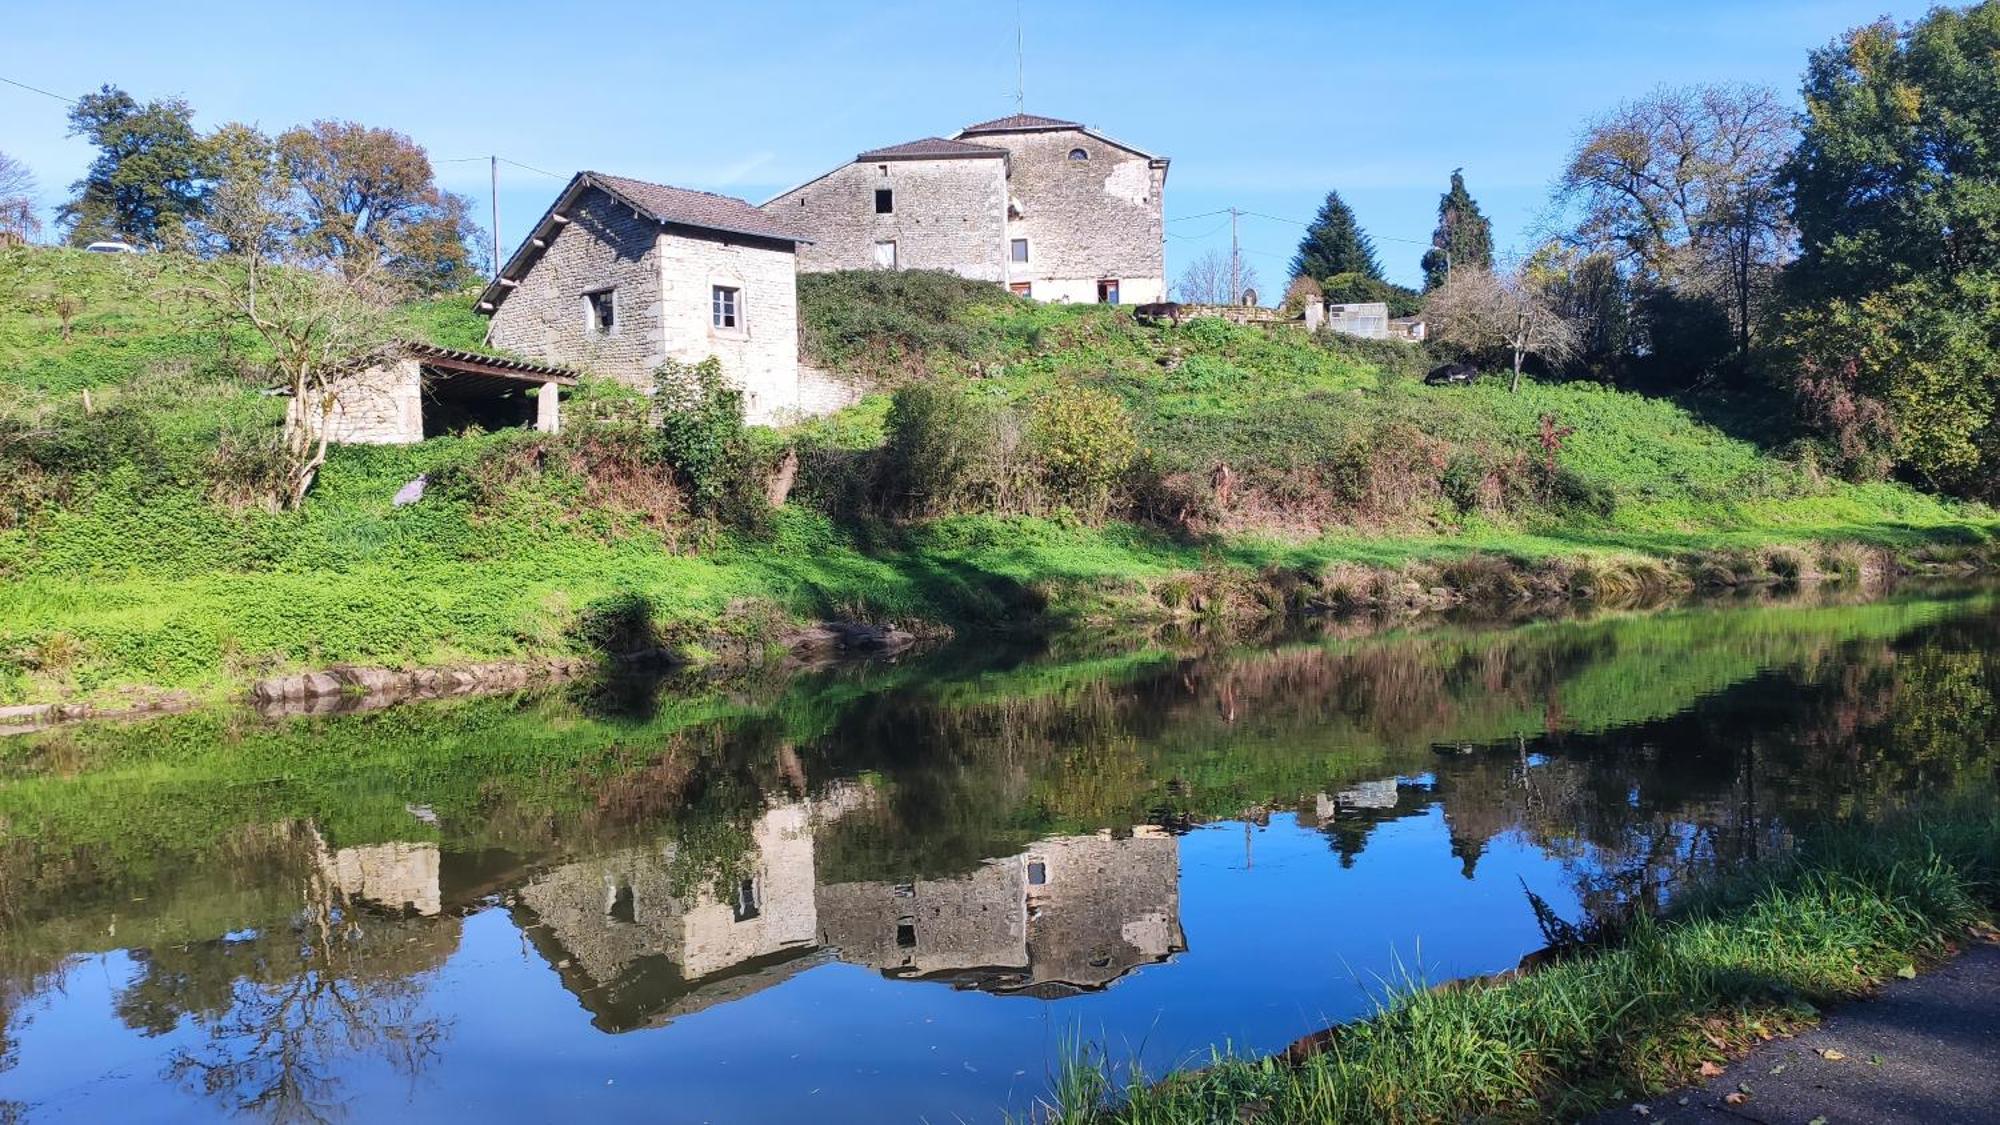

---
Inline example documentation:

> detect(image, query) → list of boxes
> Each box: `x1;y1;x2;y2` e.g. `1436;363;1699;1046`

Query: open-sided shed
291;342;579;446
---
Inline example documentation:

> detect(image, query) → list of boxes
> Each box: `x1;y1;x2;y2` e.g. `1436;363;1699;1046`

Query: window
1010;238;1029;263
1009;281;1032;297
733;877;761;922
874;188;894;214
584;289;615;335
1068;147;1089;161
873;239;898;269
1096;279;1120;305
895;919;917;948
711;285;740;330
1027;860;1048;886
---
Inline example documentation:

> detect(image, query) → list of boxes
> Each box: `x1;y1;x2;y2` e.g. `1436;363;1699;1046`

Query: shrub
1312;325;1432;381
1029;382;1138;516
883;379;996;516
654;358;752;520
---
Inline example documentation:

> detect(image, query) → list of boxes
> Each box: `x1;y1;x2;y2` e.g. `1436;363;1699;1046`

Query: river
2;585;1995;1122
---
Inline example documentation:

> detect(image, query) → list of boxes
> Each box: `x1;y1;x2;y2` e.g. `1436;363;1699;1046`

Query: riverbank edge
1051;804;2000;1124
2;530;1993;726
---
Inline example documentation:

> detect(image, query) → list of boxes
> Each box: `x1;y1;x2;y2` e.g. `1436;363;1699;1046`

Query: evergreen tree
1421;169;1494;291
1289;190;1381;282
58;85;214;248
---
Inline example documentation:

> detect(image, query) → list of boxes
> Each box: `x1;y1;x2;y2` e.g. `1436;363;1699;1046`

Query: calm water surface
2;587;1996;1122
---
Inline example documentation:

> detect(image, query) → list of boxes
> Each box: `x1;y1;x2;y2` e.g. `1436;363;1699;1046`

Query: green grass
1049;804;2000;1124
1;250;1995;705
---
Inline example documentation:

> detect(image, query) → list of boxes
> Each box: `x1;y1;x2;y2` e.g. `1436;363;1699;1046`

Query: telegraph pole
1229;208;1242;305
489;156;501;280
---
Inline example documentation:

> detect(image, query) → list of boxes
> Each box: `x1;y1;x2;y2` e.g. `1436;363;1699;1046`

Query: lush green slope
0;250;1992;705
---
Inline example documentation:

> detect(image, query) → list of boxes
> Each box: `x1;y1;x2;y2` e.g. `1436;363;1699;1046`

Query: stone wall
655;225;802;424
291;358;422;446
763;156;1008;280
487;186;668;388
988;128;1166;304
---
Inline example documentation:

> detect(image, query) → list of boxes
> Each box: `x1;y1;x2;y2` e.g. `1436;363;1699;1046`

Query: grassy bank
1048;805;2000;1124
2;249;1995;706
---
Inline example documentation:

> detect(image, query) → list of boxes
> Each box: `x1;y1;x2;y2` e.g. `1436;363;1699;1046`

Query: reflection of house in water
512;791;1187;1028
316;840;443;916
513;791;862;1032
817;827;1184;997
1297;777;1438;869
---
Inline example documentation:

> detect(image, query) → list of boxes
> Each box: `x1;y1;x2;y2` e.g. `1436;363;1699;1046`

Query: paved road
1588;941;2000;1125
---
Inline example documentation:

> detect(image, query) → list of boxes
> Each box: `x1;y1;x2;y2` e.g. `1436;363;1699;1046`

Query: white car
83;241;137;254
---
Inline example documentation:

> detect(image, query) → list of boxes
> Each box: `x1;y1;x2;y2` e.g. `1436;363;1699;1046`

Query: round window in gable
1068;147;1089;162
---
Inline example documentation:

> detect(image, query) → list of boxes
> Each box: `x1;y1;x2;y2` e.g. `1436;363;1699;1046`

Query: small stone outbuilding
289;342;576;447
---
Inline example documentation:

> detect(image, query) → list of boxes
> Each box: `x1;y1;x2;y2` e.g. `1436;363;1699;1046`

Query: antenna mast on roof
1014;0;1026;113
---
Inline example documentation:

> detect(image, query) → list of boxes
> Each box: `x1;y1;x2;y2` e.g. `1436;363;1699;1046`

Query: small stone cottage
764;113;1169;305
478;171;850;424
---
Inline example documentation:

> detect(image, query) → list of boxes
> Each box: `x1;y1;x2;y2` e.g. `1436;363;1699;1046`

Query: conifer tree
1290;190;1382;282
1421;169;1494;291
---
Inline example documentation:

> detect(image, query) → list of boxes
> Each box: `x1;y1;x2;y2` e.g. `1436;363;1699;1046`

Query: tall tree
1421;169;1493;291
275;121;480;292
0;151;38;240
58;85;214;248
1289;190;1382;282
1556;84;1794;359
1779;3;2000;498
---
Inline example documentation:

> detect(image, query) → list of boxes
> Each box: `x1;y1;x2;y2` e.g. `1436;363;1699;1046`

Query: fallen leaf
1771;1063;1788;1075
1810;1117;1829;1125
1896;964;1918;979
1869;1054;1884;1066
1629;1105;1650;1117
1818;1048;1846;1062
1724;1092;1749;1106
1698;1061;1726;1078
1738;1083;1754;1094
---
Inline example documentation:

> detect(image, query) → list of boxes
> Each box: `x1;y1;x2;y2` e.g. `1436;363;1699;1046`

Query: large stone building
764;113;1168;305
478;171;853;425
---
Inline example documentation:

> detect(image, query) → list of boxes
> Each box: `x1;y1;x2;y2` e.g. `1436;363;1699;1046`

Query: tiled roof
855;136;1007;161
959;112;1084;134
585;172;802;243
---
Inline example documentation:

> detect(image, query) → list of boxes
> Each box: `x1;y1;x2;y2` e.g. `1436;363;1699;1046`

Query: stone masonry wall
487;186;667;388
763;156;1008;280
990;129;1166;304
655;226;801;424
293;357;422;446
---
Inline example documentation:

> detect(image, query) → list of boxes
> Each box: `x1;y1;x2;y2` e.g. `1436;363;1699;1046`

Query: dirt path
1590;942;2000;1124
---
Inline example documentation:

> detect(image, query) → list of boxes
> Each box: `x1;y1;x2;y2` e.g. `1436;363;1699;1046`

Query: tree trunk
1510;348;1525;393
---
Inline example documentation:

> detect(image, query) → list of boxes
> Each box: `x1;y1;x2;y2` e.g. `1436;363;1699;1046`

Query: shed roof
855;136;1008;161
478;171;805;315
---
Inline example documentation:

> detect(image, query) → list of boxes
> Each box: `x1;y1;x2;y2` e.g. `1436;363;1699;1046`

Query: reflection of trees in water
127;849;453;1125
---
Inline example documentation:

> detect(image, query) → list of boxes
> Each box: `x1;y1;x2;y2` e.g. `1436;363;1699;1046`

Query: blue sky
2;0;1935;289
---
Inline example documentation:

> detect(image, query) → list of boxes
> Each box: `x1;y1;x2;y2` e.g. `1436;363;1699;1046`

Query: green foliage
1029;382;1139;514
1290;190;1382;282
1780;4;2000;498
59;85;213;248
654;357;749;517
883;378;1001;515
1421;169;1495;291
796;269;1016;371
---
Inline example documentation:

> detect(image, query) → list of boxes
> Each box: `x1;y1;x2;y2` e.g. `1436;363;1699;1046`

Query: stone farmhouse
764;112;1169;306
476;170;855;425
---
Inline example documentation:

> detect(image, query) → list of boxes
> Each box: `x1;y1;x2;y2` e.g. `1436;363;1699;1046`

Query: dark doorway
421;370;538;438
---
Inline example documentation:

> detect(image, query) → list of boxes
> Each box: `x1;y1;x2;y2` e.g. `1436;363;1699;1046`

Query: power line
497;156;565;180
0;75;76;104
1166;218;1232;240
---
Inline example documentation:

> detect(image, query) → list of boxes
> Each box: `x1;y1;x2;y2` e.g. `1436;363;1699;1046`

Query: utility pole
1229;207;1242;305
490;155;501;280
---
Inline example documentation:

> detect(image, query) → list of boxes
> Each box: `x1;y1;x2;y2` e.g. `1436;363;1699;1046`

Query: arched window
1067;147;1089;162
